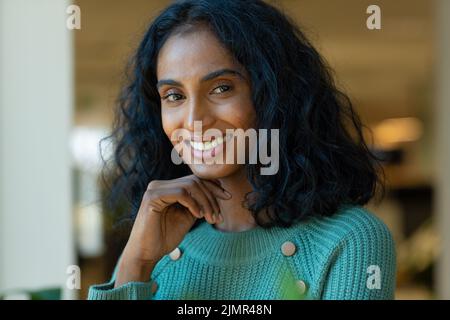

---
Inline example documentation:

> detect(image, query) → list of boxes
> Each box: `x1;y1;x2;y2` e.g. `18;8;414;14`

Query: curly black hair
101;0;383;231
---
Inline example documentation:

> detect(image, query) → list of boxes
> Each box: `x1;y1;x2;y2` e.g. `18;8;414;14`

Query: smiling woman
88;0;396;300
157;28;256;179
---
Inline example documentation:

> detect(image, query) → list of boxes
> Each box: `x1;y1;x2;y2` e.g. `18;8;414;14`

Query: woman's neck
215;167;257;232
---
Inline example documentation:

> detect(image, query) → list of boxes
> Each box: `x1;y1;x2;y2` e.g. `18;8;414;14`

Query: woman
88;0;396;300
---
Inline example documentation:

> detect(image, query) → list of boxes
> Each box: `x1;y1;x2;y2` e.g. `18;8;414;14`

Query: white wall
0;0;75;298
435;0;450;300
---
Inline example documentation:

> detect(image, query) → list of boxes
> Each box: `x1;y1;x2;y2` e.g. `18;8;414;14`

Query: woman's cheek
229;93;256;128
217;96;255;129
229;106;256;130
161;112;178;141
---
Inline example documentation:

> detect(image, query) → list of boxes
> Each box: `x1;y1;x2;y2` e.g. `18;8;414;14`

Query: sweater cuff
87;279;154;300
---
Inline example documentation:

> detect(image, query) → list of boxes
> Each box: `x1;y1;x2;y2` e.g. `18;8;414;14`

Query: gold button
169;247;182;260
281;241;296;256
296;280;307;294
151;281;158;294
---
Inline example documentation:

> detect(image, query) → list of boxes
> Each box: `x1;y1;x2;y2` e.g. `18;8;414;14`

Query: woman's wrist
114;254;158;288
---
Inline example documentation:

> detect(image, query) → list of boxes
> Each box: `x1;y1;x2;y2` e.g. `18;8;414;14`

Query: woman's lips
184;133;233;161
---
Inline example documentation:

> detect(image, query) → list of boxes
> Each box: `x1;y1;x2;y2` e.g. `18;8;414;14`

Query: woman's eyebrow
156;68;244;89
156;79;182;89
200;68;244;82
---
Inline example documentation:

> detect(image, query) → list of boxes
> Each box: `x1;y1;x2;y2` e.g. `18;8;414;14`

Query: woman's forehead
156;28;240;80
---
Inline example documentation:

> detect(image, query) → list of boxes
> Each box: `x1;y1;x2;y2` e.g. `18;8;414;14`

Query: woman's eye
162;93;184;102
212;85;232;94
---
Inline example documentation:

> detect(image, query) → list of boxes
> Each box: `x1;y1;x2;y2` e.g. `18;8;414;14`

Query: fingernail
199;209;204;217
223;190;232;199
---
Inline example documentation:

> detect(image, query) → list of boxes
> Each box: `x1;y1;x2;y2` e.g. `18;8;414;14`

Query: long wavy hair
101;0;384;231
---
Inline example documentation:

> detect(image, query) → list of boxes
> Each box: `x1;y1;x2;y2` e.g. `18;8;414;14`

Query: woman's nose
184;97;215;132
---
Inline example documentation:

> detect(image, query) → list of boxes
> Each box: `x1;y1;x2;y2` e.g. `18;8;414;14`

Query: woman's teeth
189;136;224;151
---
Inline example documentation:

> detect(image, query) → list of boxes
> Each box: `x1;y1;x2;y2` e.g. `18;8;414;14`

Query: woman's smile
185;132;234;161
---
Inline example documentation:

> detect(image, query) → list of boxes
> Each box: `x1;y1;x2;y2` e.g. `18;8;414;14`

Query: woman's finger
150;187;202;218
149;177;213;221
185;180;216;224
196;179;221;221
201;179;232;200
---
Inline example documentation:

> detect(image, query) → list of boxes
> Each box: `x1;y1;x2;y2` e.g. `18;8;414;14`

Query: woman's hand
115;175;231;287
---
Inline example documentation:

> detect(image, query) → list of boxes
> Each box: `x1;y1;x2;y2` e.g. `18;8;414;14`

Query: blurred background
0;0;449;300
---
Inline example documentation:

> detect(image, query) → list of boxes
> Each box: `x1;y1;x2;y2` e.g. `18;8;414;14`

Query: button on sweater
87;205;396;300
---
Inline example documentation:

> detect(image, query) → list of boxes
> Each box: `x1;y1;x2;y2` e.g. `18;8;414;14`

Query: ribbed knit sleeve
87;279;154;300
87;259;155;300
320;210;396;300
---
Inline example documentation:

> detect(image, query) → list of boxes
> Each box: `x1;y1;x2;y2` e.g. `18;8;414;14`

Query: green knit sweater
88;205;396;300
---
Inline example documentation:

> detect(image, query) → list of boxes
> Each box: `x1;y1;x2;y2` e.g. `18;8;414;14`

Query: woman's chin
187;163;242;180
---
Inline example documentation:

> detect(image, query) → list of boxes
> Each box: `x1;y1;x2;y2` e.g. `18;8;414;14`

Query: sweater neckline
180;220;303;266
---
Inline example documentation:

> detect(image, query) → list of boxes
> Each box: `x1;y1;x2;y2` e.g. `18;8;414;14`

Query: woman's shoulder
309;205;391;233
299;205;395;254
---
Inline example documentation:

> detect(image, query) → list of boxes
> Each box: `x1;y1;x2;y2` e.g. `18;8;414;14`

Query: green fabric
88;205;396;300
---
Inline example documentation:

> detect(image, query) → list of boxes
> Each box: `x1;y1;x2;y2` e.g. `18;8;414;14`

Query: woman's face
156;26;256;179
